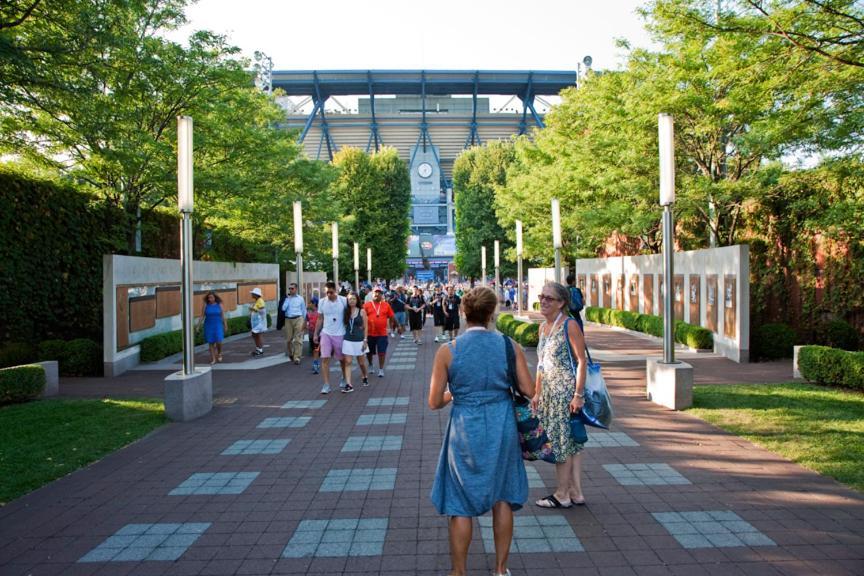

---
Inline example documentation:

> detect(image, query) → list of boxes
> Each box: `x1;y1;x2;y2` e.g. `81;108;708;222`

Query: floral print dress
537;320;584;463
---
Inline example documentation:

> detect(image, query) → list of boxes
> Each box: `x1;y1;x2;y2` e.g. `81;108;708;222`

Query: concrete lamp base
646;358;694;411
164;367;213;422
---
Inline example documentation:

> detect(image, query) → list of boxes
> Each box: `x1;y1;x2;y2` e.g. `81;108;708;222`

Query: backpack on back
568;286;584;317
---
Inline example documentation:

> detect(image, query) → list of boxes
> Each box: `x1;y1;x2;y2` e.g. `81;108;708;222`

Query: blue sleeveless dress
203;303;224;344
430;330;528;516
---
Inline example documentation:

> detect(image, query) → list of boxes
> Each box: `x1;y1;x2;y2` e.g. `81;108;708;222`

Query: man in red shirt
363;287;396;377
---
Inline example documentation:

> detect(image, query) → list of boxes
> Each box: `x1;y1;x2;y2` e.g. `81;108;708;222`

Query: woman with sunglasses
532;281;589;508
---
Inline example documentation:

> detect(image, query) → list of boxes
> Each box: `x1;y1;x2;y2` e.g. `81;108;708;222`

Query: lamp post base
164;367;213;422
646;358;693;410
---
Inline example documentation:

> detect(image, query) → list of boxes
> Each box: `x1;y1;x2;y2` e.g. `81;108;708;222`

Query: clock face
417;162;433;178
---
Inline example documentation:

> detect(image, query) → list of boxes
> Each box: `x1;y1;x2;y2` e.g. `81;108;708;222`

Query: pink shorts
319;333;344;359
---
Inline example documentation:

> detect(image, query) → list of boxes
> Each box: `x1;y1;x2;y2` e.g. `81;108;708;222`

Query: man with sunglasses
280;283;307;365
313;282;349;394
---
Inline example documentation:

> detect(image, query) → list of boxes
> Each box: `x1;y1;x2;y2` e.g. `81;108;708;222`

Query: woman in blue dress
429;287;535;576
198;291;227;364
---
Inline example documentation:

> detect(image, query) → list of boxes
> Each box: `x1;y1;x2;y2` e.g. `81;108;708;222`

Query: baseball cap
373;287;383;293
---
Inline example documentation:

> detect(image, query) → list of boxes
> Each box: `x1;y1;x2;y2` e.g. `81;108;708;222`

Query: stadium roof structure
276;70;577;180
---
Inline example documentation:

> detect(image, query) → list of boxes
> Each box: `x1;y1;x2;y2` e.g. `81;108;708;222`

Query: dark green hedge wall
0;169;123;343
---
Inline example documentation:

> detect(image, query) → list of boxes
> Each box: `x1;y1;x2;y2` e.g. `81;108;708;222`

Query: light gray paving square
356;413;407;426
603;463;690;486
169;472;259;495
479;515;582;553
319;467;397;492
366;397;410;407
652;511;776;549
341;435;403;452
525;464;545;488
282;518;388;558
385;363;415;370
79;523;211;563
281;400;327;409
257;416;311;429
587;431;639;447
221;439;290;455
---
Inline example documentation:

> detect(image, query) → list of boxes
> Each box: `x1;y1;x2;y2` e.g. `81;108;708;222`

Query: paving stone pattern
1;323;863;576
78;522;211;563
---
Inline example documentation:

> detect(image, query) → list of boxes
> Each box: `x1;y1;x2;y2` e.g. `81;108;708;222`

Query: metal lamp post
515;220;523;315
552;198;562;284
353;243;360;292
481;246;487;287
177;116;195;376
659;113;677;364
293;201;303;295
494;240;501;305
331;222;339;287
367;248;372;286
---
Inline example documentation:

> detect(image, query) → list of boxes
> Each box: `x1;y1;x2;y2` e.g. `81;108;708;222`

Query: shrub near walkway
689;383;864;492
0;398;165;505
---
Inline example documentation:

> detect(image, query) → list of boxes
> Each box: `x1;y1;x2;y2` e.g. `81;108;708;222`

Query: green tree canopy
329;147;410;282
454;140;516;279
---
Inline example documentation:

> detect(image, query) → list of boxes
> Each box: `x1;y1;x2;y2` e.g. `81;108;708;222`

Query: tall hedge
0;169;124;344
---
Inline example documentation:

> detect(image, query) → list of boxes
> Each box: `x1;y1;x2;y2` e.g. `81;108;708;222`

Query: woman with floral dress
532;281;589;508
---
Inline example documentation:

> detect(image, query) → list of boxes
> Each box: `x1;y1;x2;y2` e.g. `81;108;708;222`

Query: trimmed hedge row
754;323;797;360
496;314;539;347
585;306;714;350
0;338;102;376
37;339;102;376
799;345;864;391
0;364;46;405
139;313;272;362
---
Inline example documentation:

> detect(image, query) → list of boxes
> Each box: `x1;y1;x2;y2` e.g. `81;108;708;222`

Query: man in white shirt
312;281;348;394
281;283;307;365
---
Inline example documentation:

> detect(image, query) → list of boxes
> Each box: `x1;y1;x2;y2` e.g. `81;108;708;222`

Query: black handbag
503;335;556;462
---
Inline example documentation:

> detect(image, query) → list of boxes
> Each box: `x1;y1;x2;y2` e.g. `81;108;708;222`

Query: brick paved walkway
1;323;862;575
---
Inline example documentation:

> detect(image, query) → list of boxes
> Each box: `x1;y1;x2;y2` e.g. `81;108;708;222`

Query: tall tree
330;147;411;281
454;141;516;279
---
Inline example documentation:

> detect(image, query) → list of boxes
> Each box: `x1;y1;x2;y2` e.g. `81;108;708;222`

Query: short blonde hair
462;287;498;325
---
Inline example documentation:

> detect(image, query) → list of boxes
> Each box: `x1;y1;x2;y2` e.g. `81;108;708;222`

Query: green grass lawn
689;383;864;492
0;398;165;505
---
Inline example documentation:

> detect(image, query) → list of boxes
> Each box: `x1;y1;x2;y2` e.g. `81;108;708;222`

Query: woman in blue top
429;287;535;576
198;291;227;364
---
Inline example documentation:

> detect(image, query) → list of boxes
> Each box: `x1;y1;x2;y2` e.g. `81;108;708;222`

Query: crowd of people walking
243;276;590;576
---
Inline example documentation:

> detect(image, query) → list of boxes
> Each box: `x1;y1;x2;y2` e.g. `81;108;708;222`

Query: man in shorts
388;287;407;338
313;282;348;394
363;287;396;378
443;284;462;340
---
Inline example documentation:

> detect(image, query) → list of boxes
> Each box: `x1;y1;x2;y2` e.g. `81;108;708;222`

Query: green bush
816;319;861;351
587;306;713;349
532;301;541;311
38;338;101;376
0;364;46;405
139;313;271;362
0;342;36;368
799;345;864;391
675;321;714;350
755;323;797;360
496;314;515;336
514;322;540;347
636;314;663;337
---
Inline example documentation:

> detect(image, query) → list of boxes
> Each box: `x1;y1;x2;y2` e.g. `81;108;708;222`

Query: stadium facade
273;70;577;281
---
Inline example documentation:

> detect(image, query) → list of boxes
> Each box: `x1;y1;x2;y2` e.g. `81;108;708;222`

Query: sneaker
400;334;405;339
339;378;347;390
342;383;354;393
434;336;439;343
377;369;384;378
312;360;320;374
362;377;369;387
293;359;300;365
390;332;396;338
252;349;264;357
320;385;331;394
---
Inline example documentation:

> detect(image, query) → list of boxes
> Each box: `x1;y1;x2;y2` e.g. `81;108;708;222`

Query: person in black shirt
407;286;426;344
443;285;462;340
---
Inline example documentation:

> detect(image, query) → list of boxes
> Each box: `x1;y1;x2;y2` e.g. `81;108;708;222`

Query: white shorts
342;339;365;357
